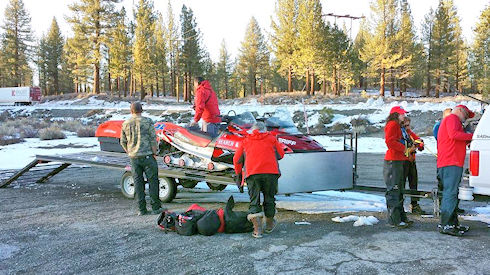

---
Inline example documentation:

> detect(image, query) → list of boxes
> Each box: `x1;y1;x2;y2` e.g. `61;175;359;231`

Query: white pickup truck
469;105;490;196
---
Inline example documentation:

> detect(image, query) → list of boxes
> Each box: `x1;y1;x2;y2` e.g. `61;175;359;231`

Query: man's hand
404;146;416;157
189;121;198;127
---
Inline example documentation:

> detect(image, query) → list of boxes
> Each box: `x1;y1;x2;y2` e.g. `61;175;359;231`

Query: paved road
0;154;488;274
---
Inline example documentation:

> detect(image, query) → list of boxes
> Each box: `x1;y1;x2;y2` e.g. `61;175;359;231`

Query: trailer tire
158;177;177;203
180;179;198;188
206;182;227;191
120;171;135;199
120;172;177;202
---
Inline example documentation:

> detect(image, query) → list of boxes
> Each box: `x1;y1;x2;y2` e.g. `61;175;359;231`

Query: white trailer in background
0;87;41;105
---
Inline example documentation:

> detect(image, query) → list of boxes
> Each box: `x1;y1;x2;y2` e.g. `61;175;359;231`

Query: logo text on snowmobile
278;138;297;146
217;139;235;147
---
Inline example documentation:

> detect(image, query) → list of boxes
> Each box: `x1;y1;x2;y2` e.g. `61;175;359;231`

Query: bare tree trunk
310;70;315;96
305;70;310;96
322;74;326;95
117;77;120;97
155;71;159;98
288;65;292;93
140;73;145;100
435;74;441;98
380;67;385;97
390;69;395;96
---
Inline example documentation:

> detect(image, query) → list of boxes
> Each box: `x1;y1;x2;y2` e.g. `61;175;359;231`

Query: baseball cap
456;105;475;118
390;106;408;115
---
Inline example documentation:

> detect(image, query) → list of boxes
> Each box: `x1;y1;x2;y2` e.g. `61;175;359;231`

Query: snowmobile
95;110;325;173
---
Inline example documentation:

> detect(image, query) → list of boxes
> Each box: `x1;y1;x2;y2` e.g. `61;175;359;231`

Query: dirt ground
0;153;489;274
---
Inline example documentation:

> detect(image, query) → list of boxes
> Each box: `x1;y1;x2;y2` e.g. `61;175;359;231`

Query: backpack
175;210;206;236
157;211;177;233
197;210;221;236
224;196;253;233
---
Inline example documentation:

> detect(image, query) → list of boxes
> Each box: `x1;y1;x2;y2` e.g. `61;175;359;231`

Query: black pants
383;160;408;225
246;174;279;218
130;155;161;212
404;160;419;205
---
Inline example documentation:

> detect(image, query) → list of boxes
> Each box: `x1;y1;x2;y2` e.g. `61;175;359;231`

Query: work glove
234;173;244;193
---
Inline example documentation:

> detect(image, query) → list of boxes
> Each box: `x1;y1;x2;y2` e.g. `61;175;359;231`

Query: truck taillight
469;151;479;176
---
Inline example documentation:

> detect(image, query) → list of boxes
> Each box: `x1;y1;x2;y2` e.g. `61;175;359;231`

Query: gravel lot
0;154;489;274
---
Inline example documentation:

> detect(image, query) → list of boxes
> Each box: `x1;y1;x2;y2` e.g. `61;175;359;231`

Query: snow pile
332;215;379;226
461;205;490;227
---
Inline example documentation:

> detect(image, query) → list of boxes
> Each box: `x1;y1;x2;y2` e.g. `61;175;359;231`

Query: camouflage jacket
120;115;157;158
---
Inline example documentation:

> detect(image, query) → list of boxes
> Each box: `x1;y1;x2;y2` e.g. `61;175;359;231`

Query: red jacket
384;120;408;161
437;114;473;168
193;80;221;123
233;130;285;178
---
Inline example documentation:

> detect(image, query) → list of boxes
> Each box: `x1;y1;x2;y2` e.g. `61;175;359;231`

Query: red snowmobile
95;111;325;172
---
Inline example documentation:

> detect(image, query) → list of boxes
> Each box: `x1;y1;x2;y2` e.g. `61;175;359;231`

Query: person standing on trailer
233;122;285;238
401;117;426;215
383;106;415;228
437;105;474;236
190;76;221;137
120;102;162;216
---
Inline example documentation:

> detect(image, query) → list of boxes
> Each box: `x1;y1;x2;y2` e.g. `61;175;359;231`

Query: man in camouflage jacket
120;102;161;215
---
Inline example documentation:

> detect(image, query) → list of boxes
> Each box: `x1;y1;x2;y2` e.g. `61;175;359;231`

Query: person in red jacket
401;117;427;215
384;106;415;228
233;122;285;238
190;77;221;137
437;105;474;236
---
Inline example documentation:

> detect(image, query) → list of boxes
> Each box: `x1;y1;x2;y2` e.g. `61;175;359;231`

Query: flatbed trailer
0;150;443;216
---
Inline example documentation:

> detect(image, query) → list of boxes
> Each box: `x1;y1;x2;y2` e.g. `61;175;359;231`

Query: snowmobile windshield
231;112;256;128
265;109;301;134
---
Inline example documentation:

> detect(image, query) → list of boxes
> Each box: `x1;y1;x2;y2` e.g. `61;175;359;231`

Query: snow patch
461;205;490;226
332;215;379;226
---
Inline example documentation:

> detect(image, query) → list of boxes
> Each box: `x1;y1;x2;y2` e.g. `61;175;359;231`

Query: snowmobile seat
185;128;214;147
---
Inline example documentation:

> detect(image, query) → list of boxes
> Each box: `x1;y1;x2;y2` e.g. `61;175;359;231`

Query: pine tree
133;0;155;100
67;0;120;94
271;0;298;93
353;19;369;91
216;40;232;99
44;18;64;94
449;10;469;93
237;17;270;96
108;7;132;97
1;0;33;86
360;0;398;97
165;0;180;99
470;5;490;96
431;0;458;97
65;27;92;93
421;8;435;96
153;13;168;97
180;5;203;102
295;0;324;96
37;35;48;94
394;0;416;96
